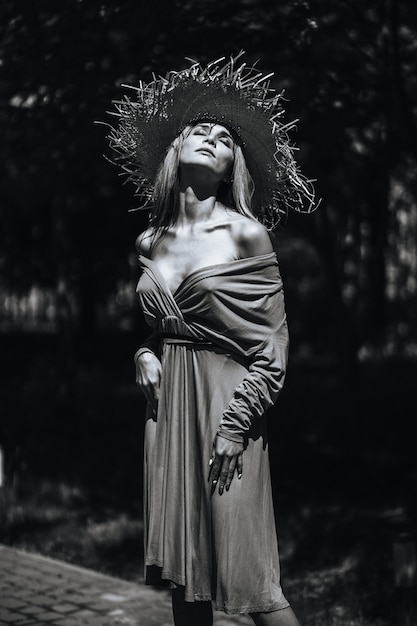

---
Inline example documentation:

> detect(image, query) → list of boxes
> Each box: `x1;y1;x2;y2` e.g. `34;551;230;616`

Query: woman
106;53;315;626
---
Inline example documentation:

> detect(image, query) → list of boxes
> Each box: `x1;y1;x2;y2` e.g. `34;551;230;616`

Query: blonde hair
148;124;256;233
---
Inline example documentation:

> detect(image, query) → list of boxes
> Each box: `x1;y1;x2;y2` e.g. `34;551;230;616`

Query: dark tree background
2;0;416;351
1;1;416;624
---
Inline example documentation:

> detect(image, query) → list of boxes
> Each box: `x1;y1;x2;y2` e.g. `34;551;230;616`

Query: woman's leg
250;606;301;626
171;587;213;626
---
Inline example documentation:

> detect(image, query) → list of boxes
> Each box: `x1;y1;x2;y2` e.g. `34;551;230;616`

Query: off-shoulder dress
136;252;290;615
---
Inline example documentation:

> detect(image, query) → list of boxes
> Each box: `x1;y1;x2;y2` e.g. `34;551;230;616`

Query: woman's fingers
145;385;158;409
208;435;244;495
135;353;161;410
136;374;155;406
208;452;222;494
152;377;161;403
209;453;240;495
237;451;243;479
222;456;236;494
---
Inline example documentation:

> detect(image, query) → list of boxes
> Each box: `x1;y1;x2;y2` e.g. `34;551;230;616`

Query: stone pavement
0;545;251;626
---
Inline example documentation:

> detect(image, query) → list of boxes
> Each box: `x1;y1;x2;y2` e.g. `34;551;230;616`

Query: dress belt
161;333;250;368
161;333;214;348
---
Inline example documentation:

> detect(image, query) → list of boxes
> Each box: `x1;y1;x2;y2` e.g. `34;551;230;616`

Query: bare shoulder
230;214;274;258
135;229;154;257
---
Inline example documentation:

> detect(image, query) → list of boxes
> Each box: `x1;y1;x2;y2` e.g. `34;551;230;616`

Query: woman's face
179;123;235;184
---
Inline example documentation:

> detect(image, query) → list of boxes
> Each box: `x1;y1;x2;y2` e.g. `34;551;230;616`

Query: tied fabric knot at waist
161;332;214;349
160;332;250;370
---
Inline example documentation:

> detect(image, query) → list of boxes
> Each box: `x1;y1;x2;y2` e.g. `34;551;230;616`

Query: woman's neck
177;185;220;226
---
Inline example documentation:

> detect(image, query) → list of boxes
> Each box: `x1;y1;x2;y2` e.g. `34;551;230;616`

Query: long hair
148;125;257;236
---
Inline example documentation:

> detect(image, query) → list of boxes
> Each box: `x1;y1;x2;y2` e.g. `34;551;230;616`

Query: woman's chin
179;164;224;188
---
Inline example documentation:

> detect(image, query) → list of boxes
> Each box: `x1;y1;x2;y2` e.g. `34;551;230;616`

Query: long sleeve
217;286;289;444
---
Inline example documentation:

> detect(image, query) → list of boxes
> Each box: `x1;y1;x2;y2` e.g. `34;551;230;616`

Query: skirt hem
145;560;290;615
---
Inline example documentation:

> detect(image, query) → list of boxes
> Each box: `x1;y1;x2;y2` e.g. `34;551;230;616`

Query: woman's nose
203;134;216;146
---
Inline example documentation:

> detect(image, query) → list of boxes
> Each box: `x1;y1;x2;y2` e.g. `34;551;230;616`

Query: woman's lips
196;148;215;157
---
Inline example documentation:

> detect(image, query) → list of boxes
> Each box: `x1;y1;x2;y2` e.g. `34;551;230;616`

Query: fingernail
212;480;217;485
209;458;213;466
225;484;230;491
219;487;223;495
238;473;242;479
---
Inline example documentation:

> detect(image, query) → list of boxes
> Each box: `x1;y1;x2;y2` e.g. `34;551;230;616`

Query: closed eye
219;136;233;147
191;124;234;148
193;126;209;135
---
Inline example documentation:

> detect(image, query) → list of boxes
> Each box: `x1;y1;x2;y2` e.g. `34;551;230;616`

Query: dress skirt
143;340;289;614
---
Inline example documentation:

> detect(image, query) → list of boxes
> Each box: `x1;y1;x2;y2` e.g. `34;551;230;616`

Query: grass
0;480;144;580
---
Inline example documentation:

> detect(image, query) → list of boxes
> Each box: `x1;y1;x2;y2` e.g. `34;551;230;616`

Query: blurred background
0;1;416;624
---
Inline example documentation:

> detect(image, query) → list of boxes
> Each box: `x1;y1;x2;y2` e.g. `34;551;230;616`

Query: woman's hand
208;435;243;495
134;350;162;411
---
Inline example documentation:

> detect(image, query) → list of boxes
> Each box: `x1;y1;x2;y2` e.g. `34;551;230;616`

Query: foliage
1;0;416;354
296;0;417;357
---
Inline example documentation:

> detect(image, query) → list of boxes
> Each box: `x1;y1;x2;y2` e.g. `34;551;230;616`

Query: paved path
0;545;251;626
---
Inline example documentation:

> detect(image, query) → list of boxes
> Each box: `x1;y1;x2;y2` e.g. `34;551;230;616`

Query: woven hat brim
106;53;316;228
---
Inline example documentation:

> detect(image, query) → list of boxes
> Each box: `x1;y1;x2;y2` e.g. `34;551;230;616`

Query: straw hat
105;52;316;229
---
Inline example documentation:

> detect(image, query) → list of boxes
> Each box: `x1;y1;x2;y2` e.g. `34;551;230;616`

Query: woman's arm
134;340;162;411
134;231;162;410
209;218;286;495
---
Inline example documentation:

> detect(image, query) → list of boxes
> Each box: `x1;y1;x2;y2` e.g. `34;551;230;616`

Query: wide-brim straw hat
105;51;316;229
